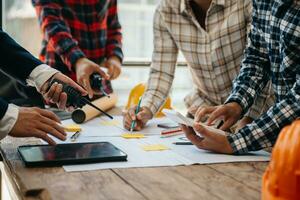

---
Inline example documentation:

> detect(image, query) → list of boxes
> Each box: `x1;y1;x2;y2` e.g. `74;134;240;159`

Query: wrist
142;106;154;119
108;56;122;64
227;102;243;117
74;57;87;71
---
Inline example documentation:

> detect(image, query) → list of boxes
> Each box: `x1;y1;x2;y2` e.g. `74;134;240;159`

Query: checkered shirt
32;0;123;94
141;0;274;120
226;0;300;154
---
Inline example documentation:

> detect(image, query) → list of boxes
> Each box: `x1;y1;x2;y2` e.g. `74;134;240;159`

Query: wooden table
0;108;269;200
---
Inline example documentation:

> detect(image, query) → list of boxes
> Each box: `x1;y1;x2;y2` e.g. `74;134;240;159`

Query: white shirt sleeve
26;64;59;92
0;64;59;140
0;104;19;139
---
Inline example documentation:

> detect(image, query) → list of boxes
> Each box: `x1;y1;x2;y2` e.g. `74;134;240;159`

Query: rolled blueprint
72;93;118;124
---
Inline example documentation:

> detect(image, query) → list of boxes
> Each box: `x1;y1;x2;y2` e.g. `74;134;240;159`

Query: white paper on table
62;134;270;172
61;116;173;137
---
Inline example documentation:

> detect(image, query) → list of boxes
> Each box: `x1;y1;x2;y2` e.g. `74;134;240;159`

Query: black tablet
18;142;127;167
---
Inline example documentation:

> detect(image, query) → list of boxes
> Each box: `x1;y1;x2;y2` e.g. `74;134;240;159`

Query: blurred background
2;0;192;110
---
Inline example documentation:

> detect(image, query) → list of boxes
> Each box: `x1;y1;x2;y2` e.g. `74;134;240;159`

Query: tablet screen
18;142;127;164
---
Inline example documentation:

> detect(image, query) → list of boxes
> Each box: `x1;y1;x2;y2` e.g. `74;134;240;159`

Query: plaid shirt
226;0;300;154
32;0;123;94
141;0;274;120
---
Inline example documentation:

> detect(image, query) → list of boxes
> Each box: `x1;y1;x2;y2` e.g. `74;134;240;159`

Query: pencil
173;142;193;145
130;97;142;132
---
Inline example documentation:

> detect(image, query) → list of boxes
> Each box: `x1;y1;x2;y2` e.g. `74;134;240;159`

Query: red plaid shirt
32;0;123;94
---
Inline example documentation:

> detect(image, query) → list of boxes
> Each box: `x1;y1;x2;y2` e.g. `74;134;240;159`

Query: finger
194;123;218;140
195;107;215;123
135;123;143;131
219;118;235;131
34;130;56;145
184;127;204;147
107;64;115;79
51;83;63;104
38;121;66;141
136;110;149;121
58;92;67;110
62;76;88;96
37;109;61;123
128;107;137;121
82;78;94;99
181;125;194;135
95;66;110;80
41;116;66;136
111;65;121;80
45;82;58;101
207;108;225;125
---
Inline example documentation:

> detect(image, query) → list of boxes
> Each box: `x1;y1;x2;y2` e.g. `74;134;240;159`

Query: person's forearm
225;19;271;115
245;81;274;120
140;9;178;115
228;83;300;154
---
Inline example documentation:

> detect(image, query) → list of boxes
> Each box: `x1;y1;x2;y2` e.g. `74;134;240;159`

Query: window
3;0;191;111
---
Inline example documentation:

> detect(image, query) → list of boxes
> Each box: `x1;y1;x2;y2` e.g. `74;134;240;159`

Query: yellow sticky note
141;144;170;151
64;124;82;132
121;133;145;139
100;120;120;126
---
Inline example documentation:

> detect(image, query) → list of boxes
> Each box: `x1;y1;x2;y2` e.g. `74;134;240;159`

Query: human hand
104;56;122;80
123;106;153;131
181;123;233;154
41;72;88;110
235;116;253;133
75;57;109;98
9;107;66;145
194;102;243;131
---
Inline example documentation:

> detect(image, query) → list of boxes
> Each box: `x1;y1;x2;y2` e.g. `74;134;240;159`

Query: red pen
161;128;183;138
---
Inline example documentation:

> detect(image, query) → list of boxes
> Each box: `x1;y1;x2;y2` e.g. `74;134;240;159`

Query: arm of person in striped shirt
123;7;179;131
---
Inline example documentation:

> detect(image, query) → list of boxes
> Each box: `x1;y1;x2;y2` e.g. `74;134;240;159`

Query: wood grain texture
0;107;270;200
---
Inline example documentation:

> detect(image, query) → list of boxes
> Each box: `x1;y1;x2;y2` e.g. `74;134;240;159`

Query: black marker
49;79;113;119
173;142;193;145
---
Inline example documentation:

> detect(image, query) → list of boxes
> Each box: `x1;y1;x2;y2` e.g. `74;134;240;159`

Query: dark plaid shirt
226;0;300;154
32;0;123;94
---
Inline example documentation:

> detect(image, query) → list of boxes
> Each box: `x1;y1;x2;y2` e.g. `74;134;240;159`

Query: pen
71;131;81;142
130;97;142;132
173;142;193;145
161;128;183;138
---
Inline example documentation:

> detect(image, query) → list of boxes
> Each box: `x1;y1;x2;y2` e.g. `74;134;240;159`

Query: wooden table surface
0;108;269;200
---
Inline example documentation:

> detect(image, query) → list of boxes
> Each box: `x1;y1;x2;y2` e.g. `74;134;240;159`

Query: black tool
172;142;193;145
90;73;110;97
49;79;113;119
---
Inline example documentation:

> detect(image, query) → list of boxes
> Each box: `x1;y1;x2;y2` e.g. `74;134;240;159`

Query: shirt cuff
140;99;158;117
227;132;249;155
0;104;19;140
26;64;59;92
225;94;249;117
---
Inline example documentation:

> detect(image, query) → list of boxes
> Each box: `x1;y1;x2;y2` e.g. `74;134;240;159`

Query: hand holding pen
122;98;153;131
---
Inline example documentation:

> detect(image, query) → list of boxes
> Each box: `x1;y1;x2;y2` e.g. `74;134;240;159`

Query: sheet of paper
55;116;270;172
62;135;270;172
61;116;171;137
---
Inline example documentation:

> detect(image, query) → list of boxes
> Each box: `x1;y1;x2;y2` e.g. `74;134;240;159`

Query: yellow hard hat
125;83;172;117
262;119;300;200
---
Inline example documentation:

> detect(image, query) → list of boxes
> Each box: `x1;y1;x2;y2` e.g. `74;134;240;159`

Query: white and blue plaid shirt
226;0;300;154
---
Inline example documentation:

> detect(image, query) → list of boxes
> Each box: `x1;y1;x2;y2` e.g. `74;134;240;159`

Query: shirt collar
180;0;226;14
